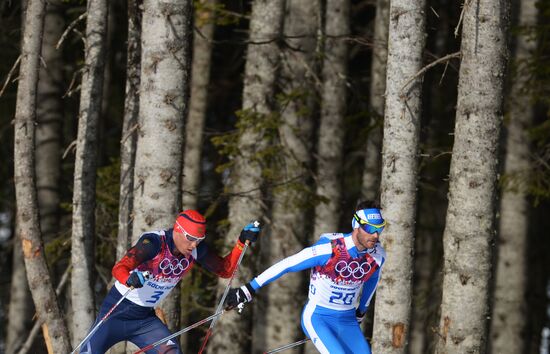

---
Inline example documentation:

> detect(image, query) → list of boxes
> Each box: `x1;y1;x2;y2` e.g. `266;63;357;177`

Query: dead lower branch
399;51;461;98
0;55;21;97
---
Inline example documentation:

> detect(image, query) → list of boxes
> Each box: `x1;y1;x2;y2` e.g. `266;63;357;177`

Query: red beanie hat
174;210;206;238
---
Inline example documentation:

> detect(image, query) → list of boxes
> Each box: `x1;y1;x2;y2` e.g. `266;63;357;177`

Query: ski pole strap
134;310;225;354
264;338;311;354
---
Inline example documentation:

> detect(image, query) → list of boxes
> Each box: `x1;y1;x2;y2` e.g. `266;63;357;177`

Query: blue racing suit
249;233;385;354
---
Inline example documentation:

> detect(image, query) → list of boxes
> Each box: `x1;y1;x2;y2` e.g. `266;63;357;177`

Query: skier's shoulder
135;231;163;253
318;232;345;242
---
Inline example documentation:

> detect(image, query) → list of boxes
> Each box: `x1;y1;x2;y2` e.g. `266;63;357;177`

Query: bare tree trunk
312;0;349;238
70;0;109;344
489;0;535;352
253;0;319;352
409;2;454;351
371;0;426;352
116;0;141;261
179;1;216;350
7;2;65;353
435;0;510;352
13;0;70;352
111;4;141;352
6;229;34;354
210;0;285;352
17;268;70;354
36;1;63;249
360;0;390;339
361;0;389;200
132;0;193;331
181;0;216;211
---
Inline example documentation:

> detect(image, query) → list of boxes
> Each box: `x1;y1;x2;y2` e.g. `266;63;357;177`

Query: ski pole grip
237;303;245;314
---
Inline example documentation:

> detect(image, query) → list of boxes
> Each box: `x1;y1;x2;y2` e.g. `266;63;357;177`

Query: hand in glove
356;309;366;324
239;221;261;244
126;271;149;288
225;283;255;310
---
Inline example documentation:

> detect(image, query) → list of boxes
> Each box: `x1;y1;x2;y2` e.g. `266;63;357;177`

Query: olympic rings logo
334;260;372;280
159;258;190;276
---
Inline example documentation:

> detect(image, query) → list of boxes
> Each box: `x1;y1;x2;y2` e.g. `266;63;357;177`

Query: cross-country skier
225;201;386;354
79;209;260;354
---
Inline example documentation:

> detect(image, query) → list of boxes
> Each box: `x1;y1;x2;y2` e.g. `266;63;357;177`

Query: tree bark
489;0;535;352
253;0;319;352
312;0;350;237
209;0;284;352
436;0;510;352
116;0;141;261
7;2;65;353
71;0;109;344
361;0;389;201
132;0;193;331
181;0;216;211
371;0;426;352
13;0;70;352
35;1;63;249
6;229;34;354
178;1;216;350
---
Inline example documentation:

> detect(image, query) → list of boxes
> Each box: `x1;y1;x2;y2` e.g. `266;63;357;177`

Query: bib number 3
146;290;164;304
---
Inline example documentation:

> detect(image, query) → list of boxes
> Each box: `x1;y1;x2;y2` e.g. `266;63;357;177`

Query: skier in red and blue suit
80;210;260;354
225;201;386;354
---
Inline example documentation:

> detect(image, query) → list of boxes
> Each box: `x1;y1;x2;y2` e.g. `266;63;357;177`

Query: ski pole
70;271;150;354
133;310;225;354
70;288;133;354
197;220;259;354
264;338;311;354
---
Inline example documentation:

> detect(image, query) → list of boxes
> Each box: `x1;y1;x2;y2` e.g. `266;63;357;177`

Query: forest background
0;0;549;353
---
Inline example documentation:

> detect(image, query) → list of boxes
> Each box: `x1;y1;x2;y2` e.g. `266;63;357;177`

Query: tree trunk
209;0;284;352
179;1;216;350
13;0;71;352
489;0;535;352
371;0;426;352
71;0;109;344
7;2;65;353
132;0;193;331
36;1;63;250
181;0;216;211
253;0;319;352
436;0;510;352
361;0;389;201
312;0;350;238
408;1;455;351
116;0;141;261
6;229;34;354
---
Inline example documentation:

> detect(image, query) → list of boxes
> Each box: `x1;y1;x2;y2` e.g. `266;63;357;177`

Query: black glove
126;271;149;288
356;308;366;324
239;221;261;244
225;283;255;310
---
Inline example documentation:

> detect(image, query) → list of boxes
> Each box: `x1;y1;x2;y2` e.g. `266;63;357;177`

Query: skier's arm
249;240;333;291
196;222;260;278
195;239;247;278
112;234;159;284
224;239;332;309
357;267;381;314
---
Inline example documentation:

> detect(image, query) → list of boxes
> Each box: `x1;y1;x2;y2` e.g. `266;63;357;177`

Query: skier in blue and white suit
225;200;386;354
